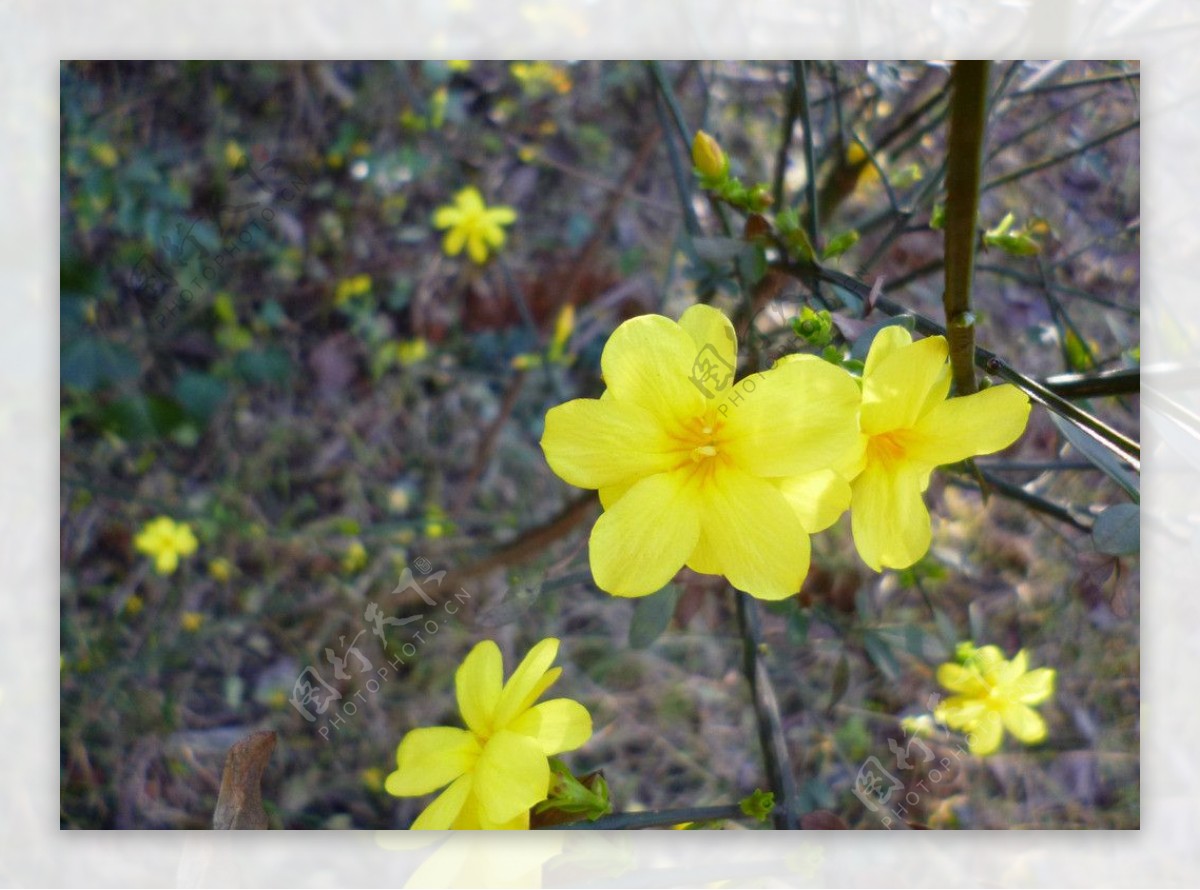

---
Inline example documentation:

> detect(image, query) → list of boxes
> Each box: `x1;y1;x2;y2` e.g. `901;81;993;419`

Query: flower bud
691;130;727;179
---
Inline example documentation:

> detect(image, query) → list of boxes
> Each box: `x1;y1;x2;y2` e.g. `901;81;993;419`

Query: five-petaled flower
934;644;1056;756
540;304;861;600
849;327;1031;571
432;186;517;265
133;516;199;576
385;638;592;829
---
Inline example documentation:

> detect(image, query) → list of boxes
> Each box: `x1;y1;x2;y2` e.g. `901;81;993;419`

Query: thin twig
982;118;1139;192
735;591;800;829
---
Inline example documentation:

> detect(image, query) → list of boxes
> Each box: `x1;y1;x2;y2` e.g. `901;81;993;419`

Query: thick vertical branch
942;60;991;396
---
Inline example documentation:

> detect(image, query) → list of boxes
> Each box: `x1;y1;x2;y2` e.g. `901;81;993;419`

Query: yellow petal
700;464;810;600
589;470;701;597
935;695;987;730
862;325;913;377
432;207;462;229
467;231;489;264
1012;667;1055;705
388;726;480;796
155;551;179;575
677;303;738;391
507;698;593;755
598;480;634;509
482;224;507;248
488;206;517;225
455;186;485;212
860;335;949;435
443;227;467;256
493;638;560;729
850;461;931;571
904;385;1031;467
541;398;677;490
1001;702;1047;744
456;641;504;736
936;662;988;697
600;314;705;429
778;468;852;533
473;729;551;824
722;359;862;477
686;525;723;575
966;712;1004;756
411;773;474;829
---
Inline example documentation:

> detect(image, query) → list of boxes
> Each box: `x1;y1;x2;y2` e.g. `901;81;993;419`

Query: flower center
675;416;728;475
867;430;907;469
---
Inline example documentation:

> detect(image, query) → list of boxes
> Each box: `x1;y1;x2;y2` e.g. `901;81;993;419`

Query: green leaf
863;631;900;681
628;583;680;649
173;372;228;424
821;229;860;260
62;336;141;391
1049;413;1139;502
1092;502;1139;555
234;347;292;385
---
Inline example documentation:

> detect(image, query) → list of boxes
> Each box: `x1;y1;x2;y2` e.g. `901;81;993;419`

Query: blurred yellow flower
447;60;473;73
849;327;1030;571
396;338;429;366
934;645;1056;756
181;611;205;633
509;61;572;96
208;557;234;582
89;141;119;169
432;186;516;264
224;140;246;169
385;638;592;829
134;516;198;576
342;540;368;574
334;274;373;306
540;305;861;600
123;594;145;616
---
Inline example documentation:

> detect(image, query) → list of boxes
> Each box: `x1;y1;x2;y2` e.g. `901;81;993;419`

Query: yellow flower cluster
540;305;1031;599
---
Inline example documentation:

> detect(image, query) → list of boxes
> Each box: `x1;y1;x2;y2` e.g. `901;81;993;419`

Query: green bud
930;203;946;230
739;788;776;822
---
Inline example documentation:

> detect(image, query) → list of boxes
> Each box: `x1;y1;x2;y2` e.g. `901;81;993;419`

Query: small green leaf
62;336;141;391
173;372;228;424
629;583;680;649
1092;503;1139;555
1050;414;1139;502
821;229;859;260
739;788;776;822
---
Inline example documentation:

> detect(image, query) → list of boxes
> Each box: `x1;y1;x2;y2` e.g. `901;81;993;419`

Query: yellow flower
934;645;1056;756
180;611;205;633
691;130;727;179
432;187;517;264
133;516;198;576
540;305;861;600
208;557;233;582
385;638;592;829
396;338;429;366
342;540;368;574
334;274;372;306
849;327;1031;571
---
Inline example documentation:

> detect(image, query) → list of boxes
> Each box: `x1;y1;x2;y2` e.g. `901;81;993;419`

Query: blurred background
60;60;1139;829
